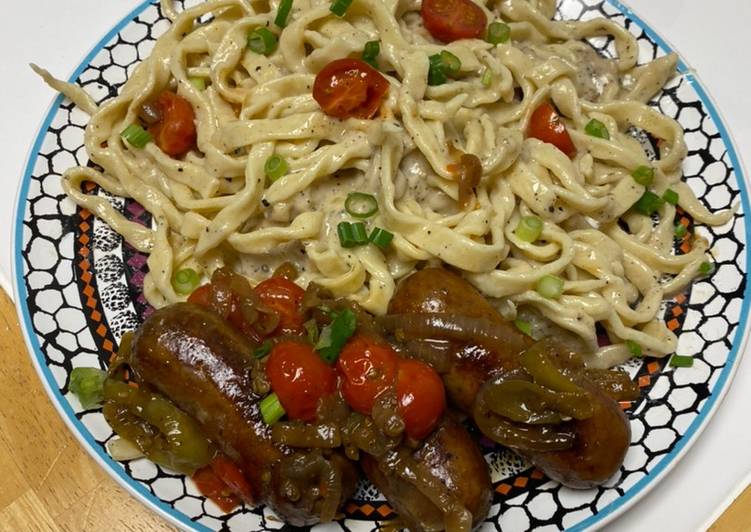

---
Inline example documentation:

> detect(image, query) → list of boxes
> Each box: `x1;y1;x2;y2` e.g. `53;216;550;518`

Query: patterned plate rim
11;1;751;531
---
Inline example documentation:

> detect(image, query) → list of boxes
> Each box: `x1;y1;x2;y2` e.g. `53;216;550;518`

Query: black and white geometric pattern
14;1;748;530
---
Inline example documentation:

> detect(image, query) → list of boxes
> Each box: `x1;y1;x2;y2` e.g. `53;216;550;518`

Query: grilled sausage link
389;268;631;489
129;303;357;526
361;417;492;531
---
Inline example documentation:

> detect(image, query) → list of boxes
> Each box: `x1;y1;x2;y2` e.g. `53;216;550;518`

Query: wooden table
0;286;746;531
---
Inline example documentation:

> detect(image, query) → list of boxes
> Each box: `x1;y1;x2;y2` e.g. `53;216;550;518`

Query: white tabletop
2;1;750;530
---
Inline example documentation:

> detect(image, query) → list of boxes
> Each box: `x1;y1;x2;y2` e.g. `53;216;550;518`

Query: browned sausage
361;417;491;531
130;303;357;526
389;268;631;489
526;381;631;488
389;268;532;411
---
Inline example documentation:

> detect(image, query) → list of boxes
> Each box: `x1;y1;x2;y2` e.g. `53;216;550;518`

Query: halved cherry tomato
192;455;253;512
421;0;488;43
527;102;576;158
396;359;446;440
187;284;212;307
149;91;197;157
266;341;336;422
336;335;399;415
313;58;389;120
254;277;305;335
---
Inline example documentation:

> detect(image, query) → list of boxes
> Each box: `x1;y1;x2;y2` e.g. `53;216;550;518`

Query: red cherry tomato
396;359;446;440
527;102;576;158
336;335;399;415
421;0;488;43
313;59;389;120
192;455;253;512
149;91;197;157
187;284;212;307
266;341;336;422
254;277;306;335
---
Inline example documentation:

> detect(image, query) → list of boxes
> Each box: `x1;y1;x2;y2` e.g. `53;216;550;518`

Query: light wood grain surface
0;286;746;531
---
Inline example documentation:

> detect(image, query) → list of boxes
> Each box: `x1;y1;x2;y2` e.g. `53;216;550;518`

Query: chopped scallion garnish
362;40;380;69
350;222;368;244
662;188;679;205
486;21;511;44
69;367;107;410
669;355;694;368
585;118;610;140
513;319;533;337
674;223;688;238
428;53;448;86
440;51;461;76
515;215;543;242
264;154;289;182
189;77;206;91
275;0;293;28
248;27;278;55
699;261;715;276
121;124;152;149
481;68;493;86
631;165;654;187
345;192;378;218
338;222;367;248
172;268;200;296
369;227;394;249
260;393;286;424
625;339;643;357
329;0;353;17
316;308;357;363
633;191;664;216
536;274;564;300
254;340;273;359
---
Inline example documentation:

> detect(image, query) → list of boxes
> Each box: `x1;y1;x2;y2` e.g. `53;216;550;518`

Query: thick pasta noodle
37;0;734;368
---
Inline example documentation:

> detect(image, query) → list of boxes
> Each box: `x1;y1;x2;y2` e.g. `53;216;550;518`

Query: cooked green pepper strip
519;339;582;394
473;392;574;452
483;379;593;423
102;379;215;475
583;369;641;402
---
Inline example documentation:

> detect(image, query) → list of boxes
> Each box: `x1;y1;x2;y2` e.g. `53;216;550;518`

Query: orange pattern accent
530;469;544;480
638;375;650;388
667;318;680;331
513;476;528;488
496;483;511;495
647;362;660;374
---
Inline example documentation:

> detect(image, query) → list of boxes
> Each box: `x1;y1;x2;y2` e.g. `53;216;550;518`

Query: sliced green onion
486;21;511;44
260;393;286;424
350;222;368;244
254;340;273;359
631;165;654;187
625;340;643;357
338;222;356;248
248;27;278;55
662;188;679;205
515;215;543;242
69;367;107;410
585;118;610;140
674;223;688;238
428;54;448;86
345;192;378;218
275;0;293;28
189;77;206;91
440;51;461;76
362;40;380;69
699;261;715;275
481;68;493;86
316;308;357;363
669;355;694;368
536;275;564;300
304;319;319;345
264;155;288;182
330;0;353;17
172;268;200;296
633;191;664;216
369;227;394;249
120;124;152;149
513;319;533;337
